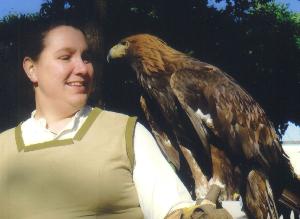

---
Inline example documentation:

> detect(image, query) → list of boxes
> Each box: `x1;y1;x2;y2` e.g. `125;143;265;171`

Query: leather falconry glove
165;184;233;219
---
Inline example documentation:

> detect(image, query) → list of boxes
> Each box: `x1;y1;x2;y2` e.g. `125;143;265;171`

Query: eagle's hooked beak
107;41;130;63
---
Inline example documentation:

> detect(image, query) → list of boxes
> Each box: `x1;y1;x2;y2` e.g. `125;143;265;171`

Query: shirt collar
30;106;92;137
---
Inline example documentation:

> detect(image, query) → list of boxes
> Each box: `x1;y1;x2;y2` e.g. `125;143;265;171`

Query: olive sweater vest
0;108;144;219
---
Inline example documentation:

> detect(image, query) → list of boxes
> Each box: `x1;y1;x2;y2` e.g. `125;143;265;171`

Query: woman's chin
68;94;89;109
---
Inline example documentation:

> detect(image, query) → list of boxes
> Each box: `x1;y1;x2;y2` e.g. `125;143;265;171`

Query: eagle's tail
270;146;300;217
244;169;279;219
279;176;300;215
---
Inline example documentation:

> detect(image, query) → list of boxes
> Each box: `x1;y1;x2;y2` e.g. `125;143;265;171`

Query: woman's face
29;25;94;112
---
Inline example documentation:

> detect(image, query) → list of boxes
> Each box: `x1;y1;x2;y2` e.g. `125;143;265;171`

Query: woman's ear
23;57;38;83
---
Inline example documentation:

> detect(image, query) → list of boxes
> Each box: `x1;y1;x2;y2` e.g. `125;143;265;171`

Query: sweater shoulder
0;126;17;147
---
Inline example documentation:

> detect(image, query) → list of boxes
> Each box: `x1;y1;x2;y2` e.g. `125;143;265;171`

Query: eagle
107;34;300;218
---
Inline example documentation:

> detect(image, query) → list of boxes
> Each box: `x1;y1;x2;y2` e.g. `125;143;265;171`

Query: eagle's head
107;34;185;76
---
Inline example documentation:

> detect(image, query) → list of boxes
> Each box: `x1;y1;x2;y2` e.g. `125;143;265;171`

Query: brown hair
22;19;86;61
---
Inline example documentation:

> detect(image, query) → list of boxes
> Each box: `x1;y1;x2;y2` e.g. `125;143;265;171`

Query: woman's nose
74;58;89;75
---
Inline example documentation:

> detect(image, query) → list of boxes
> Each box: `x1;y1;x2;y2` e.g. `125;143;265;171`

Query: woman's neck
34;104;82;134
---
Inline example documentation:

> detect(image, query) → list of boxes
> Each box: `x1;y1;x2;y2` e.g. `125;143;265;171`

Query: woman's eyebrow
55;47;76;54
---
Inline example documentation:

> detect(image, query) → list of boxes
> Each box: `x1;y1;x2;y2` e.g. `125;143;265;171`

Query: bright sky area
0;0;299;19
0;0;299;141
0;0;42;18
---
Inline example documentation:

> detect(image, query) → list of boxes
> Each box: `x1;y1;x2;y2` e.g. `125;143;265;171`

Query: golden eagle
107;34;300;218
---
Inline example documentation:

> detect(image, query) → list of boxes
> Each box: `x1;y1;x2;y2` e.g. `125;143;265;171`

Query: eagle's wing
140;94;202;196
140;95;180;170
170;64;284;169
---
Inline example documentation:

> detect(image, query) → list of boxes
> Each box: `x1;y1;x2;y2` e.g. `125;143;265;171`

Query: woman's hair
22;19;86;61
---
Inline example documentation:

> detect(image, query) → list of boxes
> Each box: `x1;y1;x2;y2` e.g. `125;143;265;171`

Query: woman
0;21;233;219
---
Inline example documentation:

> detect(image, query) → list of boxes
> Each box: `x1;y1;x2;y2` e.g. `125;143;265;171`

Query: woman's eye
59;55;71;60
82;52;92;63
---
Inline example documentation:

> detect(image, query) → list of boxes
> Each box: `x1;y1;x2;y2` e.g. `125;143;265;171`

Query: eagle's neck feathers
132;43;194;77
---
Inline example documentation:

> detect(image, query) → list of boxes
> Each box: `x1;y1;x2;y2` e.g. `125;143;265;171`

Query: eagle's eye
120;41;130;48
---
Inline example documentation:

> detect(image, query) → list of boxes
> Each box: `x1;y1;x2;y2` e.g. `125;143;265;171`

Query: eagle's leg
243;169;279;219
210;145;240;201
179;145;209;200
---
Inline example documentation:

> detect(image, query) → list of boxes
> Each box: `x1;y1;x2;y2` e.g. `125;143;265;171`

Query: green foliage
291;13;300;49
213;0;272;19
293;13;300;23
239;3;300;134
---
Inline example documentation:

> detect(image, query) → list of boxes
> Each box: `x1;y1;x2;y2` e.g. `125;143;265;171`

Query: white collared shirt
21;106;93;145
20;106;194;219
